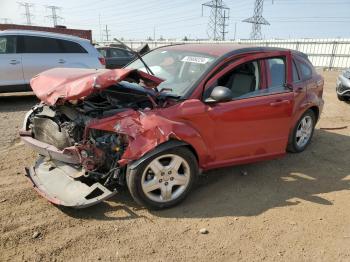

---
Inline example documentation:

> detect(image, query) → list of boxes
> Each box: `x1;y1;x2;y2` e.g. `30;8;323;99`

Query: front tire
127;147;198;210
287;110;316;153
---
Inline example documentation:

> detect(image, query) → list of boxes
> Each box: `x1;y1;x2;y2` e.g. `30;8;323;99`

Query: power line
243;0;270;40
202;0;230;40
18;2;34;25
46;5;63;27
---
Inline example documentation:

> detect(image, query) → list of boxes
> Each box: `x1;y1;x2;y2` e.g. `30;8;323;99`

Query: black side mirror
205;86;233;103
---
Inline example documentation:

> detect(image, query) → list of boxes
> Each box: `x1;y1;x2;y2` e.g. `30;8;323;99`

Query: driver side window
217;60;261;100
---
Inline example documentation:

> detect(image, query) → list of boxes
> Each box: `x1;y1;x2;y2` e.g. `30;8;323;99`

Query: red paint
30;68;164;105
29;45;324;172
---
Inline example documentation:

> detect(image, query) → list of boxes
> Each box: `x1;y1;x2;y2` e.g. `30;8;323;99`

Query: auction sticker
181;56;210;64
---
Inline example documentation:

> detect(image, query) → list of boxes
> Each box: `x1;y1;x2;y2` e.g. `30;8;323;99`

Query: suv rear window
59;39;87;53
0;36;16;54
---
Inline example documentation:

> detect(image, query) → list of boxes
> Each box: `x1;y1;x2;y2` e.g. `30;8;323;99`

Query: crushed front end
20;68;171;208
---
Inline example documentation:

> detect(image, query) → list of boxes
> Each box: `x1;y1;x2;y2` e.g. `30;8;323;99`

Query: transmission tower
18;2;34;25
243;0;270;40
46;5;63;27
202;0;230;40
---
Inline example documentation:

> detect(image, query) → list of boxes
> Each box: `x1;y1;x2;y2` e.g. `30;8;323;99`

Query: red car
20;44;324;209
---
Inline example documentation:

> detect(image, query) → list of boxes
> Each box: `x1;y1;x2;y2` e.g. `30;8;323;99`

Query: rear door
56;39;90;68
0;35;25;87
19;35;63;82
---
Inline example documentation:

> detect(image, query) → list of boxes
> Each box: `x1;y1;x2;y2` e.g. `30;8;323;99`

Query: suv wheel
287;110;316;153
127;147;198;210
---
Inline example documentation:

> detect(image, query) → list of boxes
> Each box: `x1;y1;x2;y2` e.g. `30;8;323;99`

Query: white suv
0;30;105;92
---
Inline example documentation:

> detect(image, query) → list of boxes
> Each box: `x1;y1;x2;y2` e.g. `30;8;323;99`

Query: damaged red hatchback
20;44;324;209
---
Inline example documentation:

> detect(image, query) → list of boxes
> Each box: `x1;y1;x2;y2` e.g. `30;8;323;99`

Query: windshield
126;48;217;97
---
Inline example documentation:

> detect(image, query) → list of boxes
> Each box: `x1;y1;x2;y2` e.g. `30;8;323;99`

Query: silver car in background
336;68;350;101
0;30;105;93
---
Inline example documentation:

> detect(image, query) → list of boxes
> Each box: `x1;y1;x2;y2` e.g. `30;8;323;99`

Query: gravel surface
0;72;349;262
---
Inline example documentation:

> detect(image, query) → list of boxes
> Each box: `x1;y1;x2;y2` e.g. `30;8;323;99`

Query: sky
1;0;350;41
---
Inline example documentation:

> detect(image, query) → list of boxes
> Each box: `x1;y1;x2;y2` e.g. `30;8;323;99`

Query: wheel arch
309;105;320;122
127;139;199;171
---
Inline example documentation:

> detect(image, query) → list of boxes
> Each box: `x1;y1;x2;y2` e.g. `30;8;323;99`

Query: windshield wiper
113;38;154;76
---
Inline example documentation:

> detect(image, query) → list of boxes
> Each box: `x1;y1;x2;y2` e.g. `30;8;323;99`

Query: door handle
9;60;20;65
58;59;66;64
270;100;290;106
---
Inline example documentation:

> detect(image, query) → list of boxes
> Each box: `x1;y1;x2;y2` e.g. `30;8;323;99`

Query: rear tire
287;110;316;153
127;147;198;210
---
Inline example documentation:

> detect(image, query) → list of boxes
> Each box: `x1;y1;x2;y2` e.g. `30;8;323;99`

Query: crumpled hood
30;68;164;106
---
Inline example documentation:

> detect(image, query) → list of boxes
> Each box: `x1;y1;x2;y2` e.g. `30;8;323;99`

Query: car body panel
0;53;24;86
336;70;350;98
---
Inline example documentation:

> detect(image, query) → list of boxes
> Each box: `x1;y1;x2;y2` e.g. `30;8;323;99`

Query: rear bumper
25;157;117;208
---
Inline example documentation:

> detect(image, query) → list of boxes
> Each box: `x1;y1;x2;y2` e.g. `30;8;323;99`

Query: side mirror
205;86;233;103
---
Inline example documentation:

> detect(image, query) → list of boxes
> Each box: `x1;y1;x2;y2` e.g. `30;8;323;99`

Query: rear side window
22;36;62;53
292;60;300;82
267;57;286;88
0;36;16;54
59;39;87;53
298;61;313;80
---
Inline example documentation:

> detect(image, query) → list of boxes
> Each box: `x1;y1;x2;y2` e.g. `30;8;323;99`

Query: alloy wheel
296;115;313;148
141;154;191;203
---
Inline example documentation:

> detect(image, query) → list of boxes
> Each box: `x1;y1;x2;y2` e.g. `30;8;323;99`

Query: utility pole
202;0;230;40
46;5;63;27
104;25;111;42
242;0;270;40
18;2;34;25
233;22;237;40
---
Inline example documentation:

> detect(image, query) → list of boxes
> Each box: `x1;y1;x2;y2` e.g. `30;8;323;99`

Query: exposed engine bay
20;68;178;208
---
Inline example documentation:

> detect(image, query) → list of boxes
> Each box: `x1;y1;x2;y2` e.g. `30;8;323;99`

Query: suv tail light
98;57;106;66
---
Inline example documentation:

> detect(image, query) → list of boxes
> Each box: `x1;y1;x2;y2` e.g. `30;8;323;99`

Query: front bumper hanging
25;157;117;208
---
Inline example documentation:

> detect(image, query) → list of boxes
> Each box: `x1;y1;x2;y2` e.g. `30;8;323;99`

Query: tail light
98;57;106;66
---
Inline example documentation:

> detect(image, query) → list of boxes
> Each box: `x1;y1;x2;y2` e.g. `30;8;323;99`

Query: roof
0;30;89;42
159;43;295;57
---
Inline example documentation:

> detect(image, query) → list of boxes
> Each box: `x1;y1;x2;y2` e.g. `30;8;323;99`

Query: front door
0;35;24;88
204;54;294;165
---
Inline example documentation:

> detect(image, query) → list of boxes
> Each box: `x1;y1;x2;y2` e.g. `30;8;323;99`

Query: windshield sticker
181;56;210;64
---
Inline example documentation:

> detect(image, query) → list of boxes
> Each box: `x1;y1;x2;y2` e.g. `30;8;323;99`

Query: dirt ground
0;71;349;262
